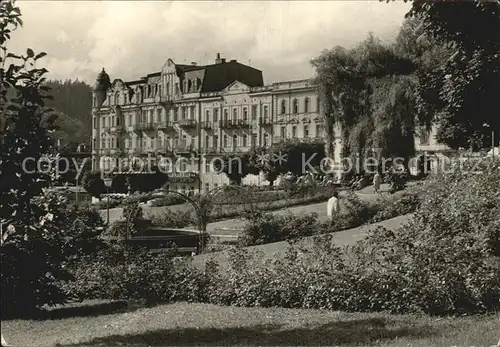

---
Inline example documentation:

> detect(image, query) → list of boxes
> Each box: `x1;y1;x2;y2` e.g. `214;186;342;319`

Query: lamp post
104;177;113;225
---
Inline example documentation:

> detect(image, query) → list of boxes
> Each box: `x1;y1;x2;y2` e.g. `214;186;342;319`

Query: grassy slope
2;302;499;346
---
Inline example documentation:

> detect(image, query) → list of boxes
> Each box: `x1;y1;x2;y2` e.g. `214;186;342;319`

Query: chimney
221;58;226;63
191;62;197;66
215;53;222;64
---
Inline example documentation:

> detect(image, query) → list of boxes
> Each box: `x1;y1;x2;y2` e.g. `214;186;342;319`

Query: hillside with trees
44;79;92;145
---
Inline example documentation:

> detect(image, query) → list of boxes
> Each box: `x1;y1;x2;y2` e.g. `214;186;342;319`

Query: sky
9;1;411;86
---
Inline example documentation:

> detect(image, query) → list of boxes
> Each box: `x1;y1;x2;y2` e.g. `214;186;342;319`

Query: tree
82;170;106;199
44;79;92;144
213;152;258;185
312;33;417;172
391;0;500;150
1;0;103;317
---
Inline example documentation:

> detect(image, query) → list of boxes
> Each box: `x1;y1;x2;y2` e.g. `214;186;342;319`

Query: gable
223;80;250;94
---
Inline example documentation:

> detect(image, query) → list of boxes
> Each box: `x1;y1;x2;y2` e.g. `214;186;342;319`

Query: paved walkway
193;213;413;268
99;183;412;238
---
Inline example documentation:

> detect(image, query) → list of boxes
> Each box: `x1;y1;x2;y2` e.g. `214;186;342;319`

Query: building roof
200;61;263;92
120;59;263;93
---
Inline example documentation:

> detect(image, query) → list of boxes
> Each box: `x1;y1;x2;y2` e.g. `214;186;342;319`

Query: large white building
91;53;449;193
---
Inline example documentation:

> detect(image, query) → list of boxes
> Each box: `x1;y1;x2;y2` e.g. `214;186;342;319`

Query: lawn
2;301;499;346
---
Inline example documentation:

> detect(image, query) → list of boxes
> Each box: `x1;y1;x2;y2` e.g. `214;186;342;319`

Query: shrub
98;197;121;210
148;209;194;229
238;210;319;246
149;194;186;207
82;170;106;199
370;192;421;223
1;193;105;317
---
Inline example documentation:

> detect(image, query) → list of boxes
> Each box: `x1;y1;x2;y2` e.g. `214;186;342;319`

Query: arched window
292;99;298;114
232;135;238;148
115;92;120;105
280;100;286;114
304;97;310;113
243;134;248;147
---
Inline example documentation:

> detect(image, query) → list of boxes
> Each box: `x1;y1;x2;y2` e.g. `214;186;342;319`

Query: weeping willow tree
312;33;417;174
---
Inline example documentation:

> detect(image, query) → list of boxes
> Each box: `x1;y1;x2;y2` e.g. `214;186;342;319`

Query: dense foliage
44;79;92;145
71;162;499;315
392;0;500;150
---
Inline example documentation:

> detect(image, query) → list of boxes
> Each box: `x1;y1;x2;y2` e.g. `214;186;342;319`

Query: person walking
373;171;381;194
327;191;341;223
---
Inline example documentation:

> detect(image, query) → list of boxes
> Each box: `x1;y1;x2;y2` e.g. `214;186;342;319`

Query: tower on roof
92;68;111;108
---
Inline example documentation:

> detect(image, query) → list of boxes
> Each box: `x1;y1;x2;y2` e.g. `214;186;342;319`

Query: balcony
200;121;212;130
157;121;175;131
174;142;195;154
235;119;250;127
135;122;156;132
178;119;197;129
203;147;217;154
219;120;234;129
259;117;272;126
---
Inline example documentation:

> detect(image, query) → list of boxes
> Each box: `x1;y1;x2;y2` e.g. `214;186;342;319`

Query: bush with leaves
148;209;194;229
238;210;320;246
81;170;106;199
0;1;106;317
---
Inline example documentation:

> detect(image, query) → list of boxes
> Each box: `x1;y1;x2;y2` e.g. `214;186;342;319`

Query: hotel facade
91;53;444;193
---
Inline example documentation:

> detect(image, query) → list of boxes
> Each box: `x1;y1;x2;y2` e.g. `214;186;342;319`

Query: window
128;114;132;126
182;107;187;120
205;109;210;121
263;133;269;146
214;108;219;122
214;135;218;148
128;138;132;148
101;139;105;148
243;107;248;121
232;135;238;148
190;106;196;120
280;100;286;114
205;161;211;173
223;109;228;122
243;134;248;147
205;183;210;192
115;92;120;105
292;126;297;138
251;105;257;120
252;134;257;147
173;108;178;122
157;109;161;123
420;128;430;145
292;99;298;114
102;118;105;127
263;106;268;118
93;117;97;129
304;97;310;113
281;126;286;138
304;125;309;138
116;116;120;126
93;138;96;148
232;108;237;120
166;136;171;148
205;135;210;148
315;124;322;137
223;135;228;147
316;97;320;112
